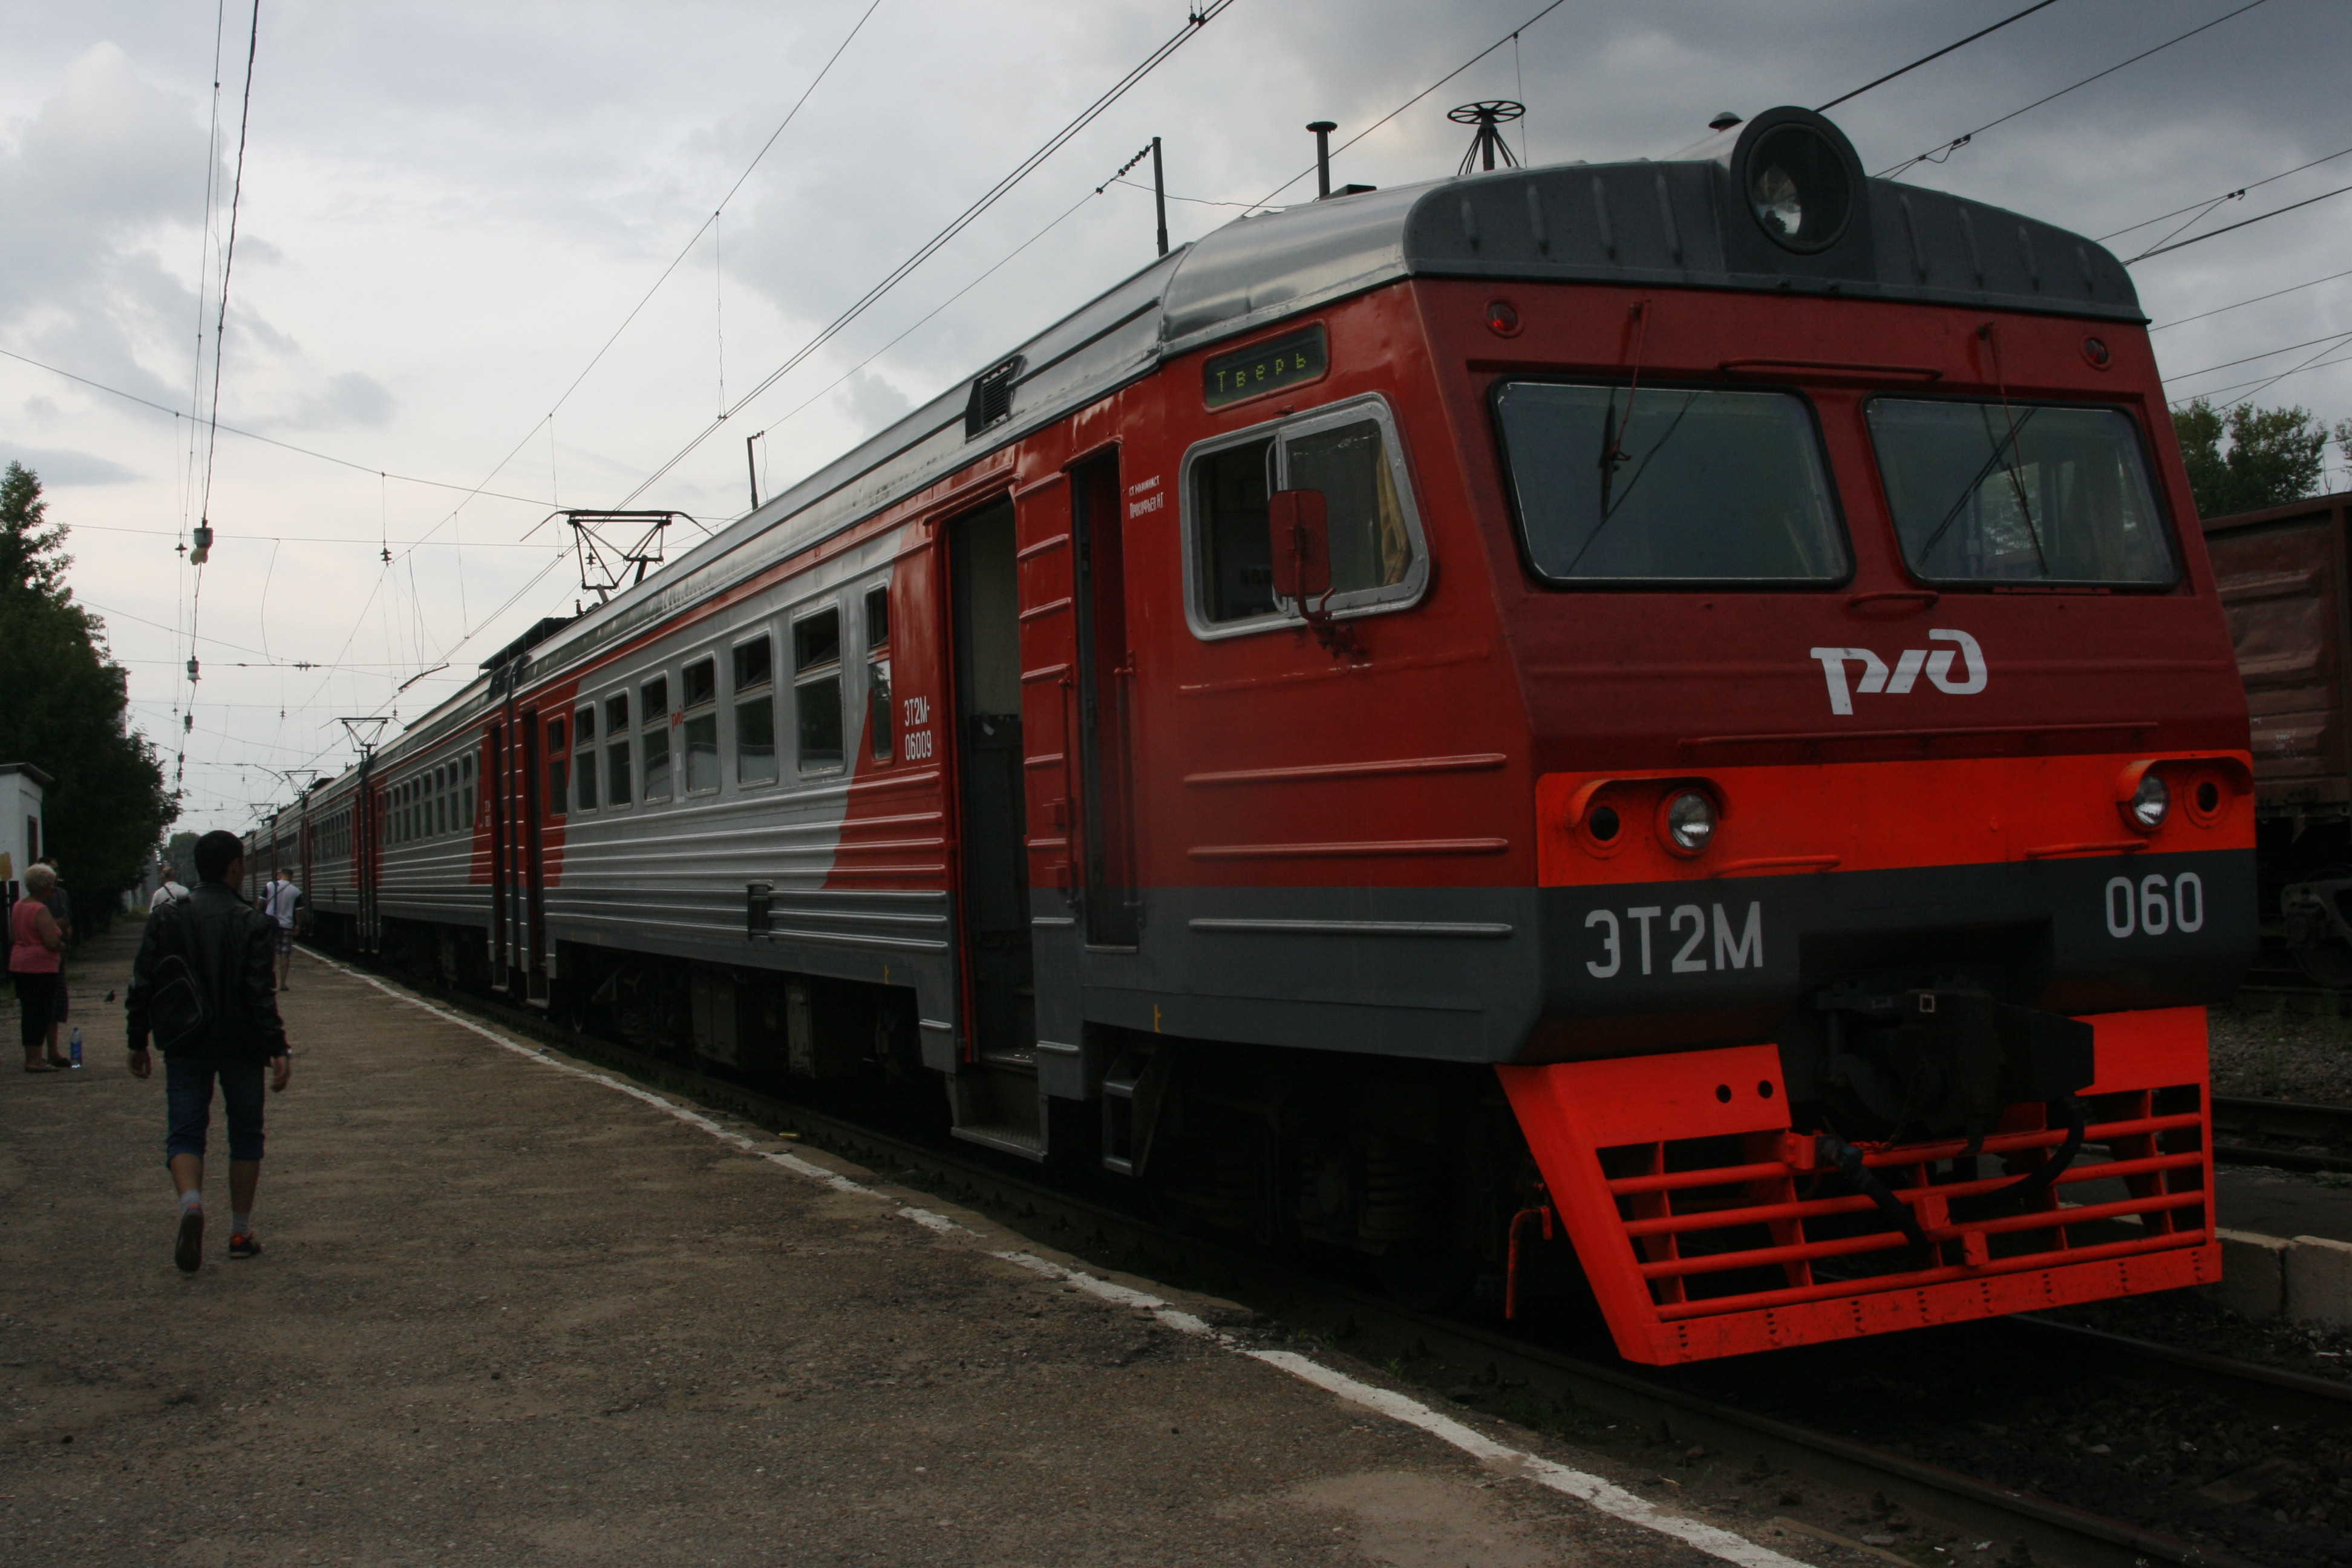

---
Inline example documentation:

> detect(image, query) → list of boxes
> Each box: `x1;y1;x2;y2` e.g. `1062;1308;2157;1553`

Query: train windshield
1867;400;2176;586
1494;382;1846;584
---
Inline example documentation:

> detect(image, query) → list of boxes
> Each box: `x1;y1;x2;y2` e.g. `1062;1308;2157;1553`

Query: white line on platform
307;950;1805;1568
998;1250;1808;1568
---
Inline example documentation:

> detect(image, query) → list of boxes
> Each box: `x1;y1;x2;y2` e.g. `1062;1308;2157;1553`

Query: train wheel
2283;866;2352;987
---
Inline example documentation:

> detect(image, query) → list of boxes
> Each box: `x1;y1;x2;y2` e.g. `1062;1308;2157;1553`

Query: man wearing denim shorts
261;869;302;991
126;830;293;1272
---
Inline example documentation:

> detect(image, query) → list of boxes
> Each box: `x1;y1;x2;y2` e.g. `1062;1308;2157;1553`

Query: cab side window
1197;439;1275;622
1186;397;1424;633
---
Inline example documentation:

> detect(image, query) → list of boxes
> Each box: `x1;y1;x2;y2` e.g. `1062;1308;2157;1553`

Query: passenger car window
546;718;567;819
1187;398;1426;631
1494;382;1847;584
733;636;777;786
682;658;719;794
1866;399;2177;586
604;693;632;806
641;678;671;800
794;608;844;773
575;706;598;810
865;585;893;762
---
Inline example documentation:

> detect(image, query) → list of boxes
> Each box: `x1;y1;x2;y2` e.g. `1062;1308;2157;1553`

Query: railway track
317;947;2350;1568
2212;1095;2352;1175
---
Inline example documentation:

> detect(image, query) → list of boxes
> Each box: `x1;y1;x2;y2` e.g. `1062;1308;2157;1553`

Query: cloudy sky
2;0;2345;837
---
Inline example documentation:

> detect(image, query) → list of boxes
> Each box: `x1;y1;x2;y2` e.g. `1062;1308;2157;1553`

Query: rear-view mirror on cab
1267;488;1332;605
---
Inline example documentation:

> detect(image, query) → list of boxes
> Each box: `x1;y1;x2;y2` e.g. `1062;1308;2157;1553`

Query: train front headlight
2129;773;2170;831
1743;122;1851;253
1664;790;1717;854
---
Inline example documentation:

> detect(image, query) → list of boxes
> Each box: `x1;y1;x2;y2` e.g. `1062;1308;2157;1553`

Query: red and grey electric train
247;107;2252;1365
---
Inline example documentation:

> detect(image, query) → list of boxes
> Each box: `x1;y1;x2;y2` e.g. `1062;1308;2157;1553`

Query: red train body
249;108;2252;1363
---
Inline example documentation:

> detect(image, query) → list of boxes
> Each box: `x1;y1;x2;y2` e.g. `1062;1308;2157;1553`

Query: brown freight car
2204;489;2352;982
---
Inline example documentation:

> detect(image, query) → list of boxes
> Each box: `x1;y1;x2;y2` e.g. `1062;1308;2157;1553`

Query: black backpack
146;945;211;1054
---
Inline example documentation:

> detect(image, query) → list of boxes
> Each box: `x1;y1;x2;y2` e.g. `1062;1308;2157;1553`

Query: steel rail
2210;1093;2352;1174
322;949;2310;1568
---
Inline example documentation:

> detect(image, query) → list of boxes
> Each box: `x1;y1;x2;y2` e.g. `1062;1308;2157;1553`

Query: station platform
2;927;1805;1568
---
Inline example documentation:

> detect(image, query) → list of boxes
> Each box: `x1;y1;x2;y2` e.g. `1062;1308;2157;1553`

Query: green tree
0;460;71;599
0;462;175;903
162;829;200;885
2171;400;2329;518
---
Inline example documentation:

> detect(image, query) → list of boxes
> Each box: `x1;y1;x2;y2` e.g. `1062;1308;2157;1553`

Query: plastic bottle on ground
68;1026;81;1068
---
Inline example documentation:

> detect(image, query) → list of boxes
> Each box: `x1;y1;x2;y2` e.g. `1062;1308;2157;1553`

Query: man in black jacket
127;829;293;1273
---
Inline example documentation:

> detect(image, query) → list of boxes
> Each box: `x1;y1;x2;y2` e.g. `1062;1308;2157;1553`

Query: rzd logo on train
1809;629;1986;716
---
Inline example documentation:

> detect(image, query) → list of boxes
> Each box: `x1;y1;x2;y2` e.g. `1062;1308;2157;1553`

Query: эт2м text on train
249;107;2253;1365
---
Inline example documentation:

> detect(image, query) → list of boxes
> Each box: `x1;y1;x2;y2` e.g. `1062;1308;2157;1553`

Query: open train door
941;496;1044;1156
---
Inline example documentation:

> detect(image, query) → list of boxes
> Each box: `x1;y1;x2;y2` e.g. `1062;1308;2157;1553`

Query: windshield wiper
1569;391;1700;576
1915;403;2047;568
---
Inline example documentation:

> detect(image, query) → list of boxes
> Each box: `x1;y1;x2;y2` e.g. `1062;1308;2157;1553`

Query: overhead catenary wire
1815;0;2065;113
612;0;1236;510
219;0;892;773
1250;0;1570;209
180;0;261;799
2162;329;2352;385
2097;144;2352;243
1877;0;2271;180
2165;349;2352;407
391;0;886;569
2128;181;2352;262
2149;266;2352;332
0;352;560;521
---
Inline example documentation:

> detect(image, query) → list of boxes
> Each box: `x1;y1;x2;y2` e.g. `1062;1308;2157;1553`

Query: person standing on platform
261;869;302;991
149;875;191;910
126;830;293;1272
11;863;67;1071
37;859;71;1063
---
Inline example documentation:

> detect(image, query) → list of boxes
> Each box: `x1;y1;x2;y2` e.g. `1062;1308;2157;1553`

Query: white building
0;763;51;898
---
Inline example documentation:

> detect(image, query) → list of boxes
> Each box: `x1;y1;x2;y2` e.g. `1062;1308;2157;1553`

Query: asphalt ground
1;927;1847;1568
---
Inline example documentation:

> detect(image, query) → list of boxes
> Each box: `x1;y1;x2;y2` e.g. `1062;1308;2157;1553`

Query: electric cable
179;0;261;799
2148;266;2352;332
2164;348;2352;406
2128;181;2352;262
613;0;1236;509
1815;0;2064;113
1250;0;1569;209
388;0;886;566
1877;0;2270;180
2097;144;2352;242
0;345;558;505
2162;329;2352;385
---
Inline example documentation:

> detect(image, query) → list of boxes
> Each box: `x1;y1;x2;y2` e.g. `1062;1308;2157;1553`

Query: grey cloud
2;447;140;486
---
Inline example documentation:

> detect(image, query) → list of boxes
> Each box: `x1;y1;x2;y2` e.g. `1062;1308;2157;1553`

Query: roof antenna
1307;120;1336;198
1709;111;1744;132
1452;101;1524;175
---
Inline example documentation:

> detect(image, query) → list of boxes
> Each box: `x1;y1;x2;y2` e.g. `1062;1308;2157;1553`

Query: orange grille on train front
1500;1008;2220;1364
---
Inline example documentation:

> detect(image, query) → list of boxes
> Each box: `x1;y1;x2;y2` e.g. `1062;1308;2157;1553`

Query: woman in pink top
11;863;67;1071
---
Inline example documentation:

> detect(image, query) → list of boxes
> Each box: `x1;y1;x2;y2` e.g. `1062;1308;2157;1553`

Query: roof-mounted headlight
1742;122;1852;254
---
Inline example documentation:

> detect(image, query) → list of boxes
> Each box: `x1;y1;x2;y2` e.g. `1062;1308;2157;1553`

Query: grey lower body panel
1045;850;2255;1093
